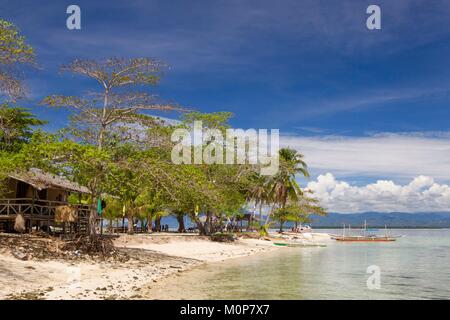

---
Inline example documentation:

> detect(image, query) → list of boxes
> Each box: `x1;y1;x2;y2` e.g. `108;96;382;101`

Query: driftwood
14;213;26;233
0;234;129;262
61;235;128;260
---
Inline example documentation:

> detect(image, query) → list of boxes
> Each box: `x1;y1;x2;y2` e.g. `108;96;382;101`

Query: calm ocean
145;229;450;299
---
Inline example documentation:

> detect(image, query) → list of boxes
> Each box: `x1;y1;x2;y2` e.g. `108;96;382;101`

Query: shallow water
145;229;450;299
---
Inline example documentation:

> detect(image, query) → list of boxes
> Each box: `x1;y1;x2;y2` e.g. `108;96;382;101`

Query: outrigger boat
273;241;327;247
331;221;401;242
332;234;397;242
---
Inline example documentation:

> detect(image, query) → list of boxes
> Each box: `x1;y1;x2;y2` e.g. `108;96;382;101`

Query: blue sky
2;0;450;211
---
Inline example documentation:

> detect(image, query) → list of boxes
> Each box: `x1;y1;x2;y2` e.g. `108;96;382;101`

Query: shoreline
0;233;279;300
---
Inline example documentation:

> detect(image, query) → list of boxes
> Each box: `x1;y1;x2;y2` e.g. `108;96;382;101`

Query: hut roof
9;168;90;194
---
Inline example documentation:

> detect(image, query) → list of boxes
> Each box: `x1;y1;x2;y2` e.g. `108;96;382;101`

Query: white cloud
282;132;450;182
306;173;450;213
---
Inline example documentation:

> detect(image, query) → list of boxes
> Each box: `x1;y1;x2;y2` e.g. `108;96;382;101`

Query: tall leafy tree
274;194;326;232
0;20;35;99
180;111;255;235
0;103;46;151
41;58;185;239
0;106;45;194
42;58;183;149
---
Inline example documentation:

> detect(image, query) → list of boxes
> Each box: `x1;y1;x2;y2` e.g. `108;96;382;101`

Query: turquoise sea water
147;229;450;299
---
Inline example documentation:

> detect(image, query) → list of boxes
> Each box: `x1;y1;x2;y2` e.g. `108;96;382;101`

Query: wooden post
30;188;35;233
47;200;51;235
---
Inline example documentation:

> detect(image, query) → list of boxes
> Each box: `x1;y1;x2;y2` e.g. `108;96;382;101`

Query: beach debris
60;236;130;262
11;250;29;261
0;233;129;262
210;232;236;242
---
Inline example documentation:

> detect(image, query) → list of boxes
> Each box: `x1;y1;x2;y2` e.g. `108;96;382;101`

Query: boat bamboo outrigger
331;221;400;242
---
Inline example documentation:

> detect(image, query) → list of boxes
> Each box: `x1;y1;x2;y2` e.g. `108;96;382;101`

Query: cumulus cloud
306;173;450;213
281;132;450;182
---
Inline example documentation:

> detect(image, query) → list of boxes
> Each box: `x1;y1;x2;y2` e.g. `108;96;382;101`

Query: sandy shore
113;234;277;262
0;234;277;300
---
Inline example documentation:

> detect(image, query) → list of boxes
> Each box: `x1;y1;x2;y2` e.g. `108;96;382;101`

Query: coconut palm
246;172;270;227
265;148;309;226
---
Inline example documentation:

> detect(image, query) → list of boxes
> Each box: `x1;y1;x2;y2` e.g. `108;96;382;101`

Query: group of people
152;224;170;232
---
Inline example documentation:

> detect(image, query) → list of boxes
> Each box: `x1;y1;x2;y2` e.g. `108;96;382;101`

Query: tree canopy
0;18;326;239
0;19;35;99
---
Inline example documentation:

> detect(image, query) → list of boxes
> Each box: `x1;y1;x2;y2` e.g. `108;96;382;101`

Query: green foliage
102;197;124;220
0;103;46;151
0;25;325;237
0;105;45;194
259;224;270;237
273;194;327;230
182;111;233;130
0;19;35;98
0;20;34;65
269;148;309;206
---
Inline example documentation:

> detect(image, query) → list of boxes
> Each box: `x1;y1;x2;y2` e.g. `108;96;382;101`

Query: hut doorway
16;181;28;198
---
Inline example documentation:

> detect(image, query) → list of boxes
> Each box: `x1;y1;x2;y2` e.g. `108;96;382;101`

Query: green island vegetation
0;19;326;243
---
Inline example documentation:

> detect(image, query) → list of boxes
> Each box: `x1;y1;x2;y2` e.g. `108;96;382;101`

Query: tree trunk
197;220;207;235
264;204;276;227
193;215;208;235
279;221;284;233
98;89;109;150
127;214;134;234
258;202;263;227
204;212;212;235
89;202;97;239
248;203;256;231
89;88;108;239
176;214;186;233
155;216;161;232
147;212;153;233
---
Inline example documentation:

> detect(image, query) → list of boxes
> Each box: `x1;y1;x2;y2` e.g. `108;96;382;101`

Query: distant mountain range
151;212;450;230
309;212;450;228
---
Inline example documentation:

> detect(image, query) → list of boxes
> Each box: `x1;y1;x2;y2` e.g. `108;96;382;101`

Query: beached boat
273;242;289;246
287;224;313;233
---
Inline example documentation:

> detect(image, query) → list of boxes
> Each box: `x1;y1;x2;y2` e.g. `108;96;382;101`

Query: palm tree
246;173;270;228
264;148;309;227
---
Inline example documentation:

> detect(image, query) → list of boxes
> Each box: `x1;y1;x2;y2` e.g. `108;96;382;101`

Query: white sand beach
0;233;278;300
113;234;277;262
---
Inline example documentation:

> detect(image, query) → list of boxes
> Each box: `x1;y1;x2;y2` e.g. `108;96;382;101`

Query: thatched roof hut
0;168;90;234
9;168;89;194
